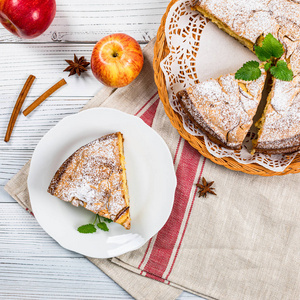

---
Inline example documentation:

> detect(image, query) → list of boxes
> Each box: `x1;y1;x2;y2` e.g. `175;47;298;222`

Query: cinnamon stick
23;78;67;116
4;75;36;142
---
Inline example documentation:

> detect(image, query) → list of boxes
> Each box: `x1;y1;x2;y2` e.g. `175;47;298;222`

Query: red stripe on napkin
138;238;153;270
165;157;207;280
137;137;183;273
25;208;34;217
135;92;158;116
173;137;182;164
144;272;165;283
141;140;201;279
140;99;160;127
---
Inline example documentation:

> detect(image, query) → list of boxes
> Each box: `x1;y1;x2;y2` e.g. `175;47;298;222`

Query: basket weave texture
153;0;300;176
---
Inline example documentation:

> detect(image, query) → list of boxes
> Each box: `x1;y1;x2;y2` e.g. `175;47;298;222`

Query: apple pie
192;0;300;154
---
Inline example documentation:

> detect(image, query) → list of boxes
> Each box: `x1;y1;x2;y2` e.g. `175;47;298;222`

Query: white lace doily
160;0;297;172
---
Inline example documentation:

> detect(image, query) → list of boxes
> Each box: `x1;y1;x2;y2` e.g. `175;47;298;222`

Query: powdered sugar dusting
195;0;300;152
196;0;300;54
183;71;266;148
257;77;300;149
48;133;128;220
271;80;296;114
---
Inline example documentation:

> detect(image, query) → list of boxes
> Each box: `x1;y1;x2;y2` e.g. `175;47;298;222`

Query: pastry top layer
179;70;266;148
194;0;300;76
194;0;300;56
256;76;300;152
48;132;129;222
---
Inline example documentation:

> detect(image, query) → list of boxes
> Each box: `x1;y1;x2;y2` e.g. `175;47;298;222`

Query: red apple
0;0;56;39
91;33;144;88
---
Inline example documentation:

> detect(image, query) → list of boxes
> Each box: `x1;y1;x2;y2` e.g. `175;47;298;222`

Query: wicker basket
153;0;300;176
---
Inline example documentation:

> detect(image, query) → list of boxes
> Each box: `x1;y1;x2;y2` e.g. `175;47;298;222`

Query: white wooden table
0;1;206;299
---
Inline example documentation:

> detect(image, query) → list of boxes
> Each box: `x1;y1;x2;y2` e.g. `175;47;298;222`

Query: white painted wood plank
0;203;202;299
0;256;200;299
0;98;88;202
0;0;169;43
0;257;133;299
0;203;81;257
0;44;104;98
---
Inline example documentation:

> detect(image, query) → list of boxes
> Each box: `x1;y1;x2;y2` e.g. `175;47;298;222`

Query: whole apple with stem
91;33;144;88
0;0;56;39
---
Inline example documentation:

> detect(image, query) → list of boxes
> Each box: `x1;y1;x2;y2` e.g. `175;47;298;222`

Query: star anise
64;54;90;76
196;177;216;198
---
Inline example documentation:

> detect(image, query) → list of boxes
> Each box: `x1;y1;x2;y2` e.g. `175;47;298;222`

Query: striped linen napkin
5;38;300;300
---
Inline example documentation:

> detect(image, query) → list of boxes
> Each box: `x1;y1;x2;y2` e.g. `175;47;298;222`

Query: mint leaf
254;33;284;61
97;222;109;231
102;217;113;223
264;61;272;71
270;60;293;81
77;224;97;234
235;61;261;81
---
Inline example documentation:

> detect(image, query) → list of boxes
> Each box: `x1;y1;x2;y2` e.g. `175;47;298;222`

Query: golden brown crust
192;4;256;52
177;91;239;149
255;144;300;155
114;132;130;229
48;154;75;196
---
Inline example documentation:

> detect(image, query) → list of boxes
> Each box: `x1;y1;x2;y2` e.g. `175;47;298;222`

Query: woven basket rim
153;0;300;176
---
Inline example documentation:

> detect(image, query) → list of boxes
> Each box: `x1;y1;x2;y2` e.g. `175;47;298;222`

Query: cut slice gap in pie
177;69;267;150
191;0;300;155
254;75;300;154
48;132;131;230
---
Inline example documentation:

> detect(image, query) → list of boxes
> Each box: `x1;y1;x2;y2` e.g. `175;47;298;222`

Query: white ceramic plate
28;108;177;258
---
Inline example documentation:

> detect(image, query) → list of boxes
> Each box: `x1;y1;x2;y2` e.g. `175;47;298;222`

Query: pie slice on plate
48;132;131;229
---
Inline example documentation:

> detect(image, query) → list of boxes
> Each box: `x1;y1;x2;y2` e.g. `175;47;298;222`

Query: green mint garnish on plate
97;222;109;231
77;215;112;234
235;33;293;82
77;223;97;234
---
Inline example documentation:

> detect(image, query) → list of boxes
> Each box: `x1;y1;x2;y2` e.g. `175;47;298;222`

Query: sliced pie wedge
177;70;267;149
48;132;131;229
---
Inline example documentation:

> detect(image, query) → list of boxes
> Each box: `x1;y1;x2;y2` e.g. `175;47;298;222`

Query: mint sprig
254;33;284;61
77;223;97;234
235;33;293;82
270;60;294;81
264;61;272;72
77;215;112;234
97;222;109;231
235;61;261;81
